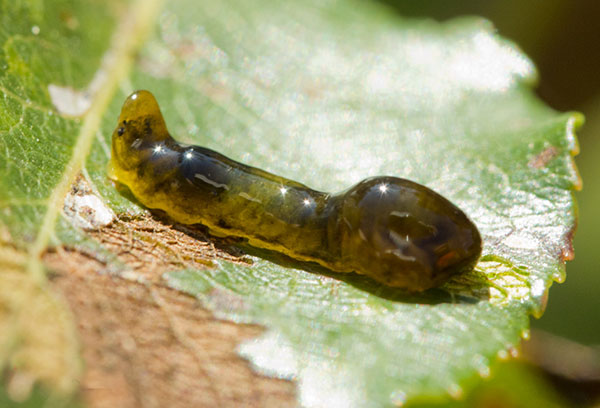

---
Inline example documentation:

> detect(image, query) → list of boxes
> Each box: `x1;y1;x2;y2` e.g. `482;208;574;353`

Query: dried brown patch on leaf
88;213;250;282
52;168;297;406
528;146;559;169
60;184;295;406
560;225;576;262
44;229;296;408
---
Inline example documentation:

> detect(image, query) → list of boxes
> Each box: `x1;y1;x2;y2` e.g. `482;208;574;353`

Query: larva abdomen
109;90;482;291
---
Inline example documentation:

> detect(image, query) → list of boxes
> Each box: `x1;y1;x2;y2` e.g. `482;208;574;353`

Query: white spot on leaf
48;85;91;117
63;178;115;230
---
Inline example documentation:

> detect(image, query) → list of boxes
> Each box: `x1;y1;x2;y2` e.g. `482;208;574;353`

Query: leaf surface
0;0;580;405
0;0;158;399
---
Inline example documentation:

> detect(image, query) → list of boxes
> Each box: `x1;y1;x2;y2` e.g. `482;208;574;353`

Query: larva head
339;177;482;291
109;90;169;178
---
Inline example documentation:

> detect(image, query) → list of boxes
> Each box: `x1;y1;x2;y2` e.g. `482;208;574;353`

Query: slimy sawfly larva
108;90;482;290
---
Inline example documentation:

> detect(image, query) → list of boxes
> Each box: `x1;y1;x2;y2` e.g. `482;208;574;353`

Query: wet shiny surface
110;90;482;290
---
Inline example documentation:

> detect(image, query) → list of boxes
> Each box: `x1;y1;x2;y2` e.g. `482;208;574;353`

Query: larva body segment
109;90;482;291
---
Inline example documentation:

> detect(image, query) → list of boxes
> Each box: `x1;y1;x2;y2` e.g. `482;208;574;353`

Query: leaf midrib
25;0;164;279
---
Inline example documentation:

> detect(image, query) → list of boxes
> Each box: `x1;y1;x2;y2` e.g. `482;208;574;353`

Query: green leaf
0;0;159;399
0;0;112;397
0;0;117;246
0;0;580;406
105;1;577;405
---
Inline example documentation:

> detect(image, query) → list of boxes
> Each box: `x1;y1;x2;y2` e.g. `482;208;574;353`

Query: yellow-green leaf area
0;0;119;246
0;0;120;401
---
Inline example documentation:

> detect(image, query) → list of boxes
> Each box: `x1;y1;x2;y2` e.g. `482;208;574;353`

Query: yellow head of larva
108;90;169;180
117;90;165;129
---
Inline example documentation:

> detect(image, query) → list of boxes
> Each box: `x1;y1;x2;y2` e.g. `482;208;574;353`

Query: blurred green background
378;0;600;346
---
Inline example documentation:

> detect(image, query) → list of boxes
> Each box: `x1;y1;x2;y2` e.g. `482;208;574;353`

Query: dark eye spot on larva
117;127;125;136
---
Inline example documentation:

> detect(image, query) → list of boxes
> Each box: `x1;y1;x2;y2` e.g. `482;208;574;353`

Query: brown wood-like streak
45;215;297;408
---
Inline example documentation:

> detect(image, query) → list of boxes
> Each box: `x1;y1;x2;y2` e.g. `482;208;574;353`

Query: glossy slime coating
109;90;482;290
